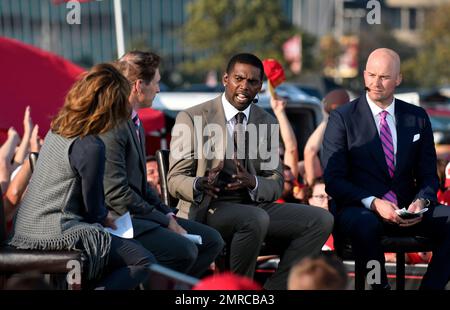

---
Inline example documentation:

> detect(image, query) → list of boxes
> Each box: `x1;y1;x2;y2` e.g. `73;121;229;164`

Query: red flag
262;59;286;88
262;59;286;97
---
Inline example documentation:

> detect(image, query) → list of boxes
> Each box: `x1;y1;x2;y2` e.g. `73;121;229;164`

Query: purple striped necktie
379;110;397;205
132;114;141;142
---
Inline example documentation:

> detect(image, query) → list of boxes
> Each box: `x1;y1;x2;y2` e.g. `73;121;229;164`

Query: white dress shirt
361;93;397;209
222;93;251;136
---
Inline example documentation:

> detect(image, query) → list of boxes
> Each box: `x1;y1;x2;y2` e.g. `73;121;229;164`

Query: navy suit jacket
322;95;438;214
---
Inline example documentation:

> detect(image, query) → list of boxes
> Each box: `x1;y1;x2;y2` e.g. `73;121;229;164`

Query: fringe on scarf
9;224;111;280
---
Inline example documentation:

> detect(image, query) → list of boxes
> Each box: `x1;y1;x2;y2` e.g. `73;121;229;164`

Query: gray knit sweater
9;131;111;280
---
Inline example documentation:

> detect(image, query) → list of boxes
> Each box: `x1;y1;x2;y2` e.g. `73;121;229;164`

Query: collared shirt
131;109;140;140
362;93;397;209
131;109;138;119
222;93;251;137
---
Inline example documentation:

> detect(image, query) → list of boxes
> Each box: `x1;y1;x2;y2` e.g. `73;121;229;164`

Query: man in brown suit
168;53;333;290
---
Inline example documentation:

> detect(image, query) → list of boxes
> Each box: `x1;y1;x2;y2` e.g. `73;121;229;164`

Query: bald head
323;89;350;113
366;48;401;76
364;48;402;108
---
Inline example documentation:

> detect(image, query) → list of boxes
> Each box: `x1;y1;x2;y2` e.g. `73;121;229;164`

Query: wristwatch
415;198;431;207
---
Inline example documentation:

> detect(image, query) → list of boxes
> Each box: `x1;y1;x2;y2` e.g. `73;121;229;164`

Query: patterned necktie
379;110;397;205
132;114;141;142
234;112;246;164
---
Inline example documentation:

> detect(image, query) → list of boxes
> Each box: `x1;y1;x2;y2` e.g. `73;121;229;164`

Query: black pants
335;204;450;289
95;235;156;290
135;218;224;278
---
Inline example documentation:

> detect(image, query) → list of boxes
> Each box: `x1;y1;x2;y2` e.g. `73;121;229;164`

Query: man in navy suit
322;48;450;290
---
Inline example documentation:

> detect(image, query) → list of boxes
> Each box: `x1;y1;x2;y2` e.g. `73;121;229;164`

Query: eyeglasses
312;194;331;201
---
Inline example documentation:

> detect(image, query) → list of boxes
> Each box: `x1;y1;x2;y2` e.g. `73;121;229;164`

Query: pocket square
413;134;420;142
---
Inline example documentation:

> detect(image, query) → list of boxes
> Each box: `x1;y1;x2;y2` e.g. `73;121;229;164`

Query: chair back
155;149;179;209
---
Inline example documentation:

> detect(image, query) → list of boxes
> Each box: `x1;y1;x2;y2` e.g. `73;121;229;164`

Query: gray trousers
206;201;334;290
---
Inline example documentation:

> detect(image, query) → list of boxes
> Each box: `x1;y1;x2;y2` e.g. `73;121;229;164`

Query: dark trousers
334;204;450;289
206;201;334;290
135;218;224;278
95;235;156;290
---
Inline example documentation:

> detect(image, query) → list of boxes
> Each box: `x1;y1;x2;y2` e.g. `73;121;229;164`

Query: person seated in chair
8;64;156;290
322;48;450;290
101;51;224;278
167;53;333;290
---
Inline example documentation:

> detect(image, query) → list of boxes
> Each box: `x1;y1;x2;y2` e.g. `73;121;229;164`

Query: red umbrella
0;37;165;150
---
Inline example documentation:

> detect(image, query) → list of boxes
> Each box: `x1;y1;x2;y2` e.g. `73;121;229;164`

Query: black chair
335;235;434;290
0;153;85;290
155;149;278;276
156;149;179;209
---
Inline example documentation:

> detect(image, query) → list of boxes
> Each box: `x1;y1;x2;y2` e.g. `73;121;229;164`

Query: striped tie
234;112;246;167
132;114;141;142
379;110;397;205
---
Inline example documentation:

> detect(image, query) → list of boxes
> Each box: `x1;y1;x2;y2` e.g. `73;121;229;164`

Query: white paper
105;212;134;239
183;233;202;245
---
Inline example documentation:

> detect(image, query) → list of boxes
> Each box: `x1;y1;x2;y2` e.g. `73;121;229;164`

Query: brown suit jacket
167;96;283;222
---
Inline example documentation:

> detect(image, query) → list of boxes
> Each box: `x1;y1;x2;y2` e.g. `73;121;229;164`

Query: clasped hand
372;198;424;227
196;161;223;199
226;159;256;191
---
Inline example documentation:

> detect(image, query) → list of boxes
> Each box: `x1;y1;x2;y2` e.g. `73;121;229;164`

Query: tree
402;4;450;88
181;0;315;79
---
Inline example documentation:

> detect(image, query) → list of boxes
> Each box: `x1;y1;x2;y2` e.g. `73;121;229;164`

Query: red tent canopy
0;36;84;141
0;36;165;147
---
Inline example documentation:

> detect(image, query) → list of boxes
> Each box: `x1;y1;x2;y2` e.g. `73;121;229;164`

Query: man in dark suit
322;48;450;289
168;53;333;290
100;51;224;278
